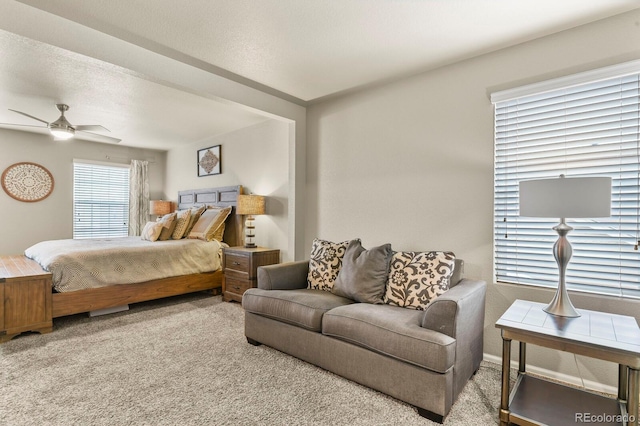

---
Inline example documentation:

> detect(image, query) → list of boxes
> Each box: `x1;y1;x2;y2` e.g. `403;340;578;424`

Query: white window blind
73;161;130;239
493;72;640;299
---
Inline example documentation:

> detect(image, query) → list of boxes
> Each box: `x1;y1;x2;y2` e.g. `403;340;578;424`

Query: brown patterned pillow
171;209;192;239
383;251;456;310
307;238;357;291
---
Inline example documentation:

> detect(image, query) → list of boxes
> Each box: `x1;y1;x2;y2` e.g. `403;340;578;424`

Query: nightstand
222;246;280;303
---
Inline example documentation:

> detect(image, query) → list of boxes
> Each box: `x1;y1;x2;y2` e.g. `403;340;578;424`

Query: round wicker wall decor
1;162;54;202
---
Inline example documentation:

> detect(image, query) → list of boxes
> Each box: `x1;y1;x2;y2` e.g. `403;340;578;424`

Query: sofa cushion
307;238;356;291
242;288;355;332
322;304;456;373
383;251;456;310
331;240;392;304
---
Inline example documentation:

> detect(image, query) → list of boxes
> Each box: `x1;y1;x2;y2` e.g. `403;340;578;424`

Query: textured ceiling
15;0;640;101
0;0;638;150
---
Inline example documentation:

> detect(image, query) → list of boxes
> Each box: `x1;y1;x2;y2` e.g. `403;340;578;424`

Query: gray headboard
177;185;244;247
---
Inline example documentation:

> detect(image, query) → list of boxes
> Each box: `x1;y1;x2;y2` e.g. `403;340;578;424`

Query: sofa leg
246;337;262;346
416;407;444;424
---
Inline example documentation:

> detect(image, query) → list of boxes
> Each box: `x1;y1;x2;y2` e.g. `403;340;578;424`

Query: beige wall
165;119;291;261
306;9;640;389
0;128;166;255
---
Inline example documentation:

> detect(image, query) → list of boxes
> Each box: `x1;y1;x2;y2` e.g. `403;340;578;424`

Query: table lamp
519;175;611;317
237;194;266;248
150;200;173;217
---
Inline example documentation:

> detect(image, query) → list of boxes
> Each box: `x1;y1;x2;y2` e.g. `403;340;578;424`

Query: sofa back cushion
307;238;357;291
331;240;392;304
383;251;456;310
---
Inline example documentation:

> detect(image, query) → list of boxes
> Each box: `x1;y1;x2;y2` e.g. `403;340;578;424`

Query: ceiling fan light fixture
49;126;74;140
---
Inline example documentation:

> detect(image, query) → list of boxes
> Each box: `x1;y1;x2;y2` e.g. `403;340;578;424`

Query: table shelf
509;374;624;426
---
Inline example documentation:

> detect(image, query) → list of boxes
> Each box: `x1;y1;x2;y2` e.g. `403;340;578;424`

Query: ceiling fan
4;103;121;144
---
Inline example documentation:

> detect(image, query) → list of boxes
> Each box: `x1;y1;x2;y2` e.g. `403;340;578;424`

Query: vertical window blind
493;70;640;299
73;161;130;239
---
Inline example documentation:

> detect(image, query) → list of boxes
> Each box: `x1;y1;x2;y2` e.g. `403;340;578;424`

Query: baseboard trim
483;353;617;396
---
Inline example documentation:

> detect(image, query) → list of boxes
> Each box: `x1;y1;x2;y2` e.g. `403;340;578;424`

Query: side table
496;299;640;426
222;246;279;303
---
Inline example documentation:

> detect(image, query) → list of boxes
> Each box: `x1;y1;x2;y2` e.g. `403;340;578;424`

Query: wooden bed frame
50;185;243;318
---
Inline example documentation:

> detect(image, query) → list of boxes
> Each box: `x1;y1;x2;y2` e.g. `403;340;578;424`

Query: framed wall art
197;145;221;177
1;162;54;202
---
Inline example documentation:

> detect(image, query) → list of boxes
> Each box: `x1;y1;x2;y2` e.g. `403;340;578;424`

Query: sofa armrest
257;260;310;290
421;278;486;339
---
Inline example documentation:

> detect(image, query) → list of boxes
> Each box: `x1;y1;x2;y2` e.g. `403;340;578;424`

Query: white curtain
128;160;149;236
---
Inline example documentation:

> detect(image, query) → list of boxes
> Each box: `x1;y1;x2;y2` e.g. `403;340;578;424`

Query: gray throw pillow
332;240;392;304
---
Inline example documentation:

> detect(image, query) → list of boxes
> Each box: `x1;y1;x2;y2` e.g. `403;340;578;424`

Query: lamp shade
237;194;265;216
519;176;611;218
150;200;173;216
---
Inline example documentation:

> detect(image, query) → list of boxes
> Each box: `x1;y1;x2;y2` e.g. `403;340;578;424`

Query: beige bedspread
25;237;223;293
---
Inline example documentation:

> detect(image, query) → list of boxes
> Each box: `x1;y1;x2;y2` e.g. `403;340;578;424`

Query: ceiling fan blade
75;124;110;132
0;122;48;129
8;109;50;125
77;130;121;144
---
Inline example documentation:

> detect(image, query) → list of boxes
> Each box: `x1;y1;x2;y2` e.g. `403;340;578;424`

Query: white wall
306;9;640;389
0;128;166;255
165;119;290;261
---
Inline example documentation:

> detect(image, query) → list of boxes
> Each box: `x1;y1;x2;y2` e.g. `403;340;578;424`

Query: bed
32;185;243;318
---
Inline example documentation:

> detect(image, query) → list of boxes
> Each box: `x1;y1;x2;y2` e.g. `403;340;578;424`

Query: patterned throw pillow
141;221;164;242
171;209;192;239
307;238;356;291
383;251;456;310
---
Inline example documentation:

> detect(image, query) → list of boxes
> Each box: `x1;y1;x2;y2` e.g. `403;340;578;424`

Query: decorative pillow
331;240;392;304
183;205;206;237
141;221;163;242
205;206;231;241
171;209;192;239
307;238;357;291
187;206;232;241
157;212;178;241
383;251;456;310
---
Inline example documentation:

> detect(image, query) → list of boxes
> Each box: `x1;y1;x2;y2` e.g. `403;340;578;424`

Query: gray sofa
242;258;486;423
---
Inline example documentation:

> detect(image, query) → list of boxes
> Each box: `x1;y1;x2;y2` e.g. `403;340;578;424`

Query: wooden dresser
222;246;279;303
0;256;52;343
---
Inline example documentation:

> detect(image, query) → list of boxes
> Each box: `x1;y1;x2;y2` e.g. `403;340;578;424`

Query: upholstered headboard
177;185;244;247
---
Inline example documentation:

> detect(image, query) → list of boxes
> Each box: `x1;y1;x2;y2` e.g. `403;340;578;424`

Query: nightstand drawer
224;253;249;274
222;246;279;303
224;277;252;297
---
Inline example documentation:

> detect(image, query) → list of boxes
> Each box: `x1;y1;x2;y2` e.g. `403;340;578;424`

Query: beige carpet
0;293;502;425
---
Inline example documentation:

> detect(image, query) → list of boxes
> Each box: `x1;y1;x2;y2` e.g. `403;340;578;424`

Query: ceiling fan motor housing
49;104;75;138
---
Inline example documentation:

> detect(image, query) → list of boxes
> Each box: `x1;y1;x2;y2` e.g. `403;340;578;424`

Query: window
492;62;640;299
73;161;130;239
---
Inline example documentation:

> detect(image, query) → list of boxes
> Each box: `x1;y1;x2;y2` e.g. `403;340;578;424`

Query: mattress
25;237;223;293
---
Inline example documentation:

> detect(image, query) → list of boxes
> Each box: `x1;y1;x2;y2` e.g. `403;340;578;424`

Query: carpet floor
0;293;503;425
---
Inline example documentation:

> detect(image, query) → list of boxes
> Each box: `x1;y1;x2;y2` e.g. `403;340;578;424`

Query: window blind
493;72;640;299
73;161;130;239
